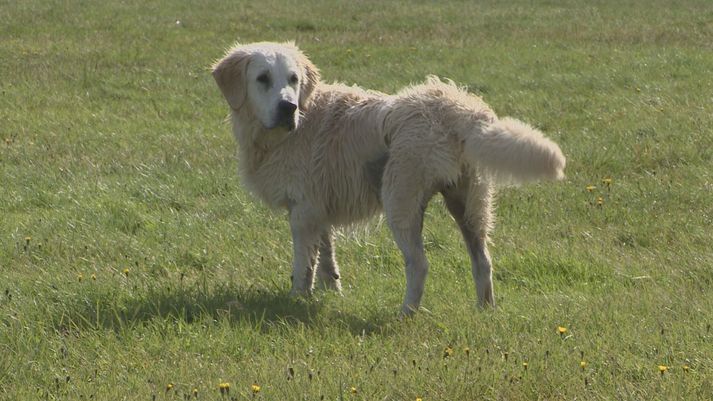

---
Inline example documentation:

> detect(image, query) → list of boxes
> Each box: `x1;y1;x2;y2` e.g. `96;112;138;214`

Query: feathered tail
463;117;566;182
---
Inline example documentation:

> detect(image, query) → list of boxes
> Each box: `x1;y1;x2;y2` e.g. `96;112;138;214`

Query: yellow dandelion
166;383;174;392
251;383;261;394
596;197;604;206
443;346;453;358
658;365;668;374
91;273;96;281
602;177;612;186
25;236;32;243
350;386;357;394
123;268;130;277
78;273;83;282
586;185;596;192
557;326;568;335
580;360;587;370
522;361;528;370
219;382;230;394
416;398;423;401
682;365;689;372
193;388;199;397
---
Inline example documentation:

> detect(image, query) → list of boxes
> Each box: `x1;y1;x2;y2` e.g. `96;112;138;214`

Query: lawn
1;0;712;399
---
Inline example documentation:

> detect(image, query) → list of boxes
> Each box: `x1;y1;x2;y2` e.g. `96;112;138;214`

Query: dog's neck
231;111;292;169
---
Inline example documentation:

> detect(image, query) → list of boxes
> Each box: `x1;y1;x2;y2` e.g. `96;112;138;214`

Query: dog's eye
256;73;270;85
289;73;299;85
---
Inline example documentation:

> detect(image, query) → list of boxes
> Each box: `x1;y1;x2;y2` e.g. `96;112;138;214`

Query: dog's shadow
65;283;393;336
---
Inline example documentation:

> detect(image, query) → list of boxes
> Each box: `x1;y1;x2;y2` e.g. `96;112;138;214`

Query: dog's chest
238;149;298;210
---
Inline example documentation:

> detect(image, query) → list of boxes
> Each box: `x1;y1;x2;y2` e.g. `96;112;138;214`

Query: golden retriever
212;41;565;315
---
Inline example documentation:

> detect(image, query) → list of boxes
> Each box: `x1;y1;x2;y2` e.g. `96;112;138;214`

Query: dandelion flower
123;268;130;277
443;346;453;358
580;361;587;370
522;362;528;370
602;177;612;186
251;384;261;394
78;273;83;282
682;365;689;372
219;382;230;394
166;383;174;392
91;273;96;281
350;386;357;394
658;365;668;374
557;326;568;335
586;185;596;192
596;197;603;206
192;388;199;397
25;236;32;243
416;398;423;401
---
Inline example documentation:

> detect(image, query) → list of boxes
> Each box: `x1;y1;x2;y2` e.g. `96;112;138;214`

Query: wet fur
212;41;565;315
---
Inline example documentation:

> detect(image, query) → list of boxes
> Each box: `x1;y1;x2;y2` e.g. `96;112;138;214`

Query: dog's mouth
264;119;296;132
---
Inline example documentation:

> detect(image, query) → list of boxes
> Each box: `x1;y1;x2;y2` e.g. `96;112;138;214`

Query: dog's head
212;42;320;131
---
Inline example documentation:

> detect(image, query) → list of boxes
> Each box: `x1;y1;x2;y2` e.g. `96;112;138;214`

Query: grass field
2;0;713;399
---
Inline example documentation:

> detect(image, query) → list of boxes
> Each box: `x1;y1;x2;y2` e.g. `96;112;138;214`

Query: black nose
277;100;297;117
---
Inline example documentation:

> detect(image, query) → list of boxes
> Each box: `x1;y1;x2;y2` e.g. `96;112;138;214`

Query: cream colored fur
212;41;565;315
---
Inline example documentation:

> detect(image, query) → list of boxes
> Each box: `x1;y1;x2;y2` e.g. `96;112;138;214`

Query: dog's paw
399;305;432;319
315;273;342;294
288;287;313;298
399;303;419;318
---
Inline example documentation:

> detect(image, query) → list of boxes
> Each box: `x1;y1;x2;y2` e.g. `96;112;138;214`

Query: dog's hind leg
382;177;432;316
315;229;342;292
442;175;496;308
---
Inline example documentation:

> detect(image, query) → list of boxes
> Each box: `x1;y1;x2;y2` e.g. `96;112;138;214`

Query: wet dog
212;42;565;315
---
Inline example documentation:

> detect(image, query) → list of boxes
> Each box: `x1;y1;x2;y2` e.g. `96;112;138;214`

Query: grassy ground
2;0;713;399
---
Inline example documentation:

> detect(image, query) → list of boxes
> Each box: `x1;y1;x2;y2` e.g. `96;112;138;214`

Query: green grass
2;0;713;399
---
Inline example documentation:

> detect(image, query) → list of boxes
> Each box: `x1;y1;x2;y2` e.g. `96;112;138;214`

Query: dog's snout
275;100;298;130
278;100;297;116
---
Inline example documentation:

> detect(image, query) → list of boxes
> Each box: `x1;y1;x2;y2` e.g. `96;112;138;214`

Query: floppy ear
212;45;251;111
296;52;320;109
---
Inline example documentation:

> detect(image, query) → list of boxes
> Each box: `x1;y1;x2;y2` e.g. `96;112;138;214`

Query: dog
211;41;565;315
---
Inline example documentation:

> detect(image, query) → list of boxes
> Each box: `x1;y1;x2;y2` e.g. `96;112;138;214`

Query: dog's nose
275;100;298;130
278;100;297;117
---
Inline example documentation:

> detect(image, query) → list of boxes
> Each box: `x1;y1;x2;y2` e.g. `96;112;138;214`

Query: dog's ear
212;45;251;111
297;52;320;109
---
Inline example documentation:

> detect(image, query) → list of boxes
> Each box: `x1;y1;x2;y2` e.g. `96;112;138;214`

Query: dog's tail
462;117;566;182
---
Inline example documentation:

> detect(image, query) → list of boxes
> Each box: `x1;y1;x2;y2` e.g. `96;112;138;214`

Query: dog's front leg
288;208;323;296
315;229;342;292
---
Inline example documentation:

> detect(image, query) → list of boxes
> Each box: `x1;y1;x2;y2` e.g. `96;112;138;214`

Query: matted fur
212;41;565;315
